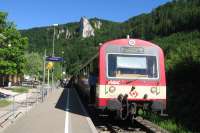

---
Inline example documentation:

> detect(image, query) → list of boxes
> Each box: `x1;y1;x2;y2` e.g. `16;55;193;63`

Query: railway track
93;114;146;133
87;106;170;133
95;116;170;133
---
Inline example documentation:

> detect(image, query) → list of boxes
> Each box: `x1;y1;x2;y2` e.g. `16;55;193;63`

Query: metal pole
26;92;28;112
48;69;50;85
52;68;54;88
43;49;46;84
12;96;15;117
52;26;55;90
52;26;56;57
61;51;64;79
2;76;4;87
41;87;44;102
52;24;58;89
61;63;63;79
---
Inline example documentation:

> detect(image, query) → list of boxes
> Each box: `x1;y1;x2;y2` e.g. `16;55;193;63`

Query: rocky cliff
80;17;95;38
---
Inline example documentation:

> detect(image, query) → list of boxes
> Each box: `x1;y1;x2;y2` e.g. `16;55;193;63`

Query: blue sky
0;0;170;29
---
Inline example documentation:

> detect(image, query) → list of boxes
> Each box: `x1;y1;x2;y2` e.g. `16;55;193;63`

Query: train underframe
97;95;164;122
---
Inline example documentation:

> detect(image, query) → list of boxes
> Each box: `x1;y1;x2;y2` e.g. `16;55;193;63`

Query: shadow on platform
55;88;87;117
55;88;67;111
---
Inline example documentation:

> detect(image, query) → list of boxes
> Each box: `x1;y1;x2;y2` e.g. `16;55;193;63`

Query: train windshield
107;54;158;79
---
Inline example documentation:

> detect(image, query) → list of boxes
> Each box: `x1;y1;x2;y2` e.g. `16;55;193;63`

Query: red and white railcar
76;38;166;119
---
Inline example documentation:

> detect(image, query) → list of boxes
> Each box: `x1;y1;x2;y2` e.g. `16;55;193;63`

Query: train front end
96;38;166;119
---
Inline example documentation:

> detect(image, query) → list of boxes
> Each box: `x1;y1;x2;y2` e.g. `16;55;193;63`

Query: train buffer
3;87;97;133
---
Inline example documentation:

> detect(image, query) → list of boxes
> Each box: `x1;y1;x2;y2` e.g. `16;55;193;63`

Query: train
74;37;166;120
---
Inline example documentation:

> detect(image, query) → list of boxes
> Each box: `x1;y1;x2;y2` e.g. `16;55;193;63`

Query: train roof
100;38;162;51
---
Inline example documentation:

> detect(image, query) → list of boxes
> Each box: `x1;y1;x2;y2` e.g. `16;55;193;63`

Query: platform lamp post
52;24;58;57
52;24;58;87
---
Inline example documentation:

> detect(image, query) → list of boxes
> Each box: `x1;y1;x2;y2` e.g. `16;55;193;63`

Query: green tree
24;52;43;78
0;12;28;82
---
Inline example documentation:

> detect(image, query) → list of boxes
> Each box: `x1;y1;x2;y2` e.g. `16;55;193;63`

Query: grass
11;87;29;93
0;99;12;107
139;110;192;133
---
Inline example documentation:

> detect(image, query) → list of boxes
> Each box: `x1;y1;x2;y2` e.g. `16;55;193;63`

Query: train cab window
107;54;158;79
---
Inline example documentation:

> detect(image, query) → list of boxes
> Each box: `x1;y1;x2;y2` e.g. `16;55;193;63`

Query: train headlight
109;86;116;93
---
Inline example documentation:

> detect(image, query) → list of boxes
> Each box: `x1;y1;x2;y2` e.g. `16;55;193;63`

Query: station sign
46;56;64;62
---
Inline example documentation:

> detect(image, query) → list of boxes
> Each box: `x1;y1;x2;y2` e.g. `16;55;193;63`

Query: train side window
108;54;117;77
147;56;158;78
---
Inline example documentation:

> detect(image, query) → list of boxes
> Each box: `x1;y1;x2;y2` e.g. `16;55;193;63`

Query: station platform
3;87;97;133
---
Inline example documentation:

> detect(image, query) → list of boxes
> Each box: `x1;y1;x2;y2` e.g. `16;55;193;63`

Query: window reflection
108;54;158;79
